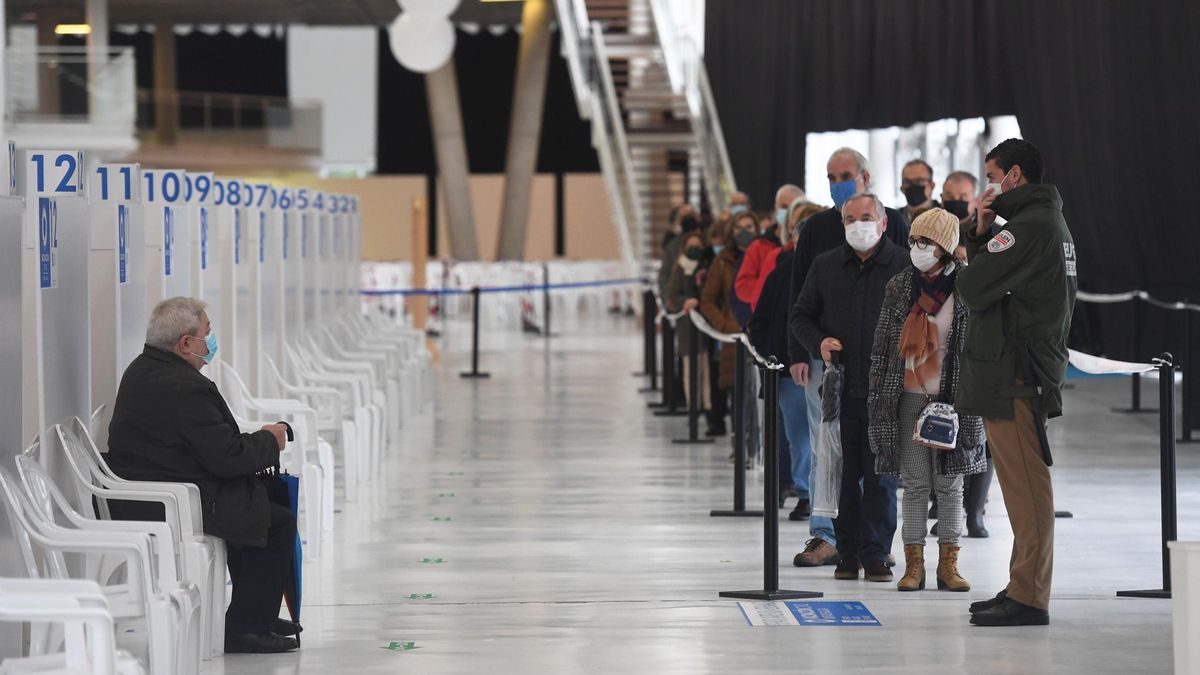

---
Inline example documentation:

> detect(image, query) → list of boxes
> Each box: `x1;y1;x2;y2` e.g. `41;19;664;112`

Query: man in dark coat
790;193;909;584
106;297;298;653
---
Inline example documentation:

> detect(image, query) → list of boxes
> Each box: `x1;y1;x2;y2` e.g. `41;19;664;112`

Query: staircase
554;0;736;273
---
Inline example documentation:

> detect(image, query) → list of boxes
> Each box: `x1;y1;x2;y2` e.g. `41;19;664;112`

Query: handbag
911;368;959;451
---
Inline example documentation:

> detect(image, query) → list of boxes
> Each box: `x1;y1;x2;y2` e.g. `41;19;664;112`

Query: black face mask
680;216;700;233
685;246;703;260
943;199;970;220
902;184;928;207
734;229;756;249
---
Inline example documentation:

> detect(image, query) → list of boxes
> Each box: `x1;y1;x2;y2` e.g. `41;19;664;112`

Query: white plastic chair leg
317;438;335;532
300;462;324;562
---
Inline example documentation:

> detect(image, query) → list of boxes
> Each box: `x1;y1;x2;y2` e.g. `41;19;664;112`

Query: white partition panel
348;197;361;314
25;149;91;472
236;181;273;394
143;169;193;307
0;142;22;659
280;187;303;340
187;172;215;299
259;185;285;391
0;192;25;454
87;163;144;430
300;189;318;331
206;178;244;386
315;193;331;323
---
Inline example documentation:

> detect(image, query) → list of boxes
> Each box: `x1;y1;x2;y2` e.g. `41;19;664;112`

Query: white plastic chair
263;355;362;502
48;419;226;660
0;466;200;675
0;578;144;675
287;343;382;483
218;363;327;557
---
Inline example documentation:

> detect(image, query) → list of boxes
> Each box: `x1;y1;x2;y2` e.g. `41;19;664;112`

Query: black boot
965;462;995;538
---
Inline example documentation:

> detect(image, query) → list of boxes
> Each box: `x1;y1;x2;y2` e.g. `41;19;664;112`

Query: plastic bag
811;360;845;518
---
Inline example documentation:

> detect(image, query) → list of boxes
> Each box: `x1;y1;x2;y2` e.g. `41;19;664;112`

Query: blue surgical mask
712;244;725;255
830;179;859;209
775;207;788;226
189;333;218;365
730;204;748;216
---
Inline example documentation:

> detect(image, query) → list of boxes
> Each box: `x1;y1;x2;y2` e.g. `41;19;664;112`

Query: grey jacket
867;269;987;477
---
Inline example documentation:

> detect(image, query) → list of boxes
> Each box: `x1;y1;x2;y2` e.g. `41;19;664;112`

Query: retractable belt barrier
1075;290;1197;442
633;295;819;600
424;277;642;381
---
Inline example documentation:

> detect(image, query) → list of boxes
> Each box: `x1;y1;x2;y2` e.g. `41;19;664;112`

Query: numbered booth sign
142;169;192;306
88;163;147;411
24;149;93;447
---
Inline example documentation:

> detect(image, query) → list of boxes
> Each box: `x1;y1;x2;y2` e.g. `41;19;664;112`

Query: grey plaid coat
868;268;987;477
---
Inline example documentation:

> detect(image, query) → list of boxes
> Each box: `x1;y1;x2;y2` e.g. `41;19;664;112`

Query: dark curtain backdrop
706;0;1200;362
108;29;288;95
376;28;599;174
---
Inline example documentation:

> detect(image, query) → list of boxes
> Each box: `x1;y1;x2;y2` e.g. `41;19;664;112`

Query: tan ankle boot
937;543;971;592
897;544;925;591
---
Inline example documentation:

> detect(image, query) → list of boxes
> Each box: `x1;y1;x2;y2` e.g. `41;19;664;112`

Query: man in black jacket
785;149;909;568
107;297;298;654
790;193;908;583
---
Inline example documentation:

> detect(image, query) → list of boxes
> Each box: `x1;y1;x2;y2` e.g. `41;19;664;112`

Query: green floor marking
384;641;418;651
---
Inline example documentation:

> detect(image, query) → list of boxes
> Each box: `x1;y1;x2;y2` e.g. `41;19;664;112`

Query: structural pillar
424;59;479;260
153;22;178;145
36;16;61;118
495;0;552;261
86;0;109;121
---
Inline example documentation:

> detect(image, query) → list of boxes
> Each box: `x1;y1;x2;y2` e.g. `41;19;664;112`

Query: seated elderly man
106;297;298;654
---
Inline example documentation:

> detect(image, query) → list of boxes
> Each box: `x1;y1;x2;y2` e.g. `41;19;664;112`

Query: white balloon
388;14;456;73
397;0;461;19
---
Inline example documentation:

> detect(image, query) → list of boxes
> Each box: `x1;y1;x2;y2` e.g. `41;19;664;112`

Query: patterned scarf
899;267;957;392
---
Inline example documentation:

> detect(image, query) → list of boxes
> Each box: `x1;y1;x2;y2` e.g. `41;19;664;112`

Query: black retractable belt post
720;361;822;601
653;318;687;416
542;263;555;339
674;321;714;444
1181;306;1195;443
459;286;491;379
711;340;764;517
1117;353;1177;599
637;289;660;391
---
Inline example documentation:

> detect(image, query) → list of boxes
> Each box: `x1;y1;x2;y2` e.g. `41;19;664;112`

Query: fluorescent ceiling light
54;24;92;35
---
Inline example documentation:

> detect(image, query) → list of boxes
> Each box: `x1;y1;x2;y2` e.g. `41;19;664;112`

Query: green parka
956;183;1077;420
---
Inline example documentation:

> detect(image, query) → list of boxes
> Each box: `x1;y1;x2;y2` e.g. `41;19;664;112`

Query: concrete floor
201;314;1196;674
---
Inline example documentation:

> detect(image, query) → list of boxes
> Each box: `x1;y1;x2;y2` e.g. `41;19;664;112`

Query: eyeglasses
909;239;936;250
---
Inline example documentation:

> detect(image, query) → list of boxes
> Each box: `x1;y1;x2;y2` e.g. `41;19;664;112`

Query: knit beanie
910;208;960;254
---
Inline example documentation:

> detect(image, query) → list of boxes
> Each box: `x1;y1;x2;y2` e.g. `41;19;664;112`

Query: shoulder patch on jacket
987;230;1016;253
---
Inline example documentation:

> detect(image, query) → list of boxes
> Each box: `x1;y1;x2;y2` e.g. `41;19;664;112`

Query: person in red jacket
734;184;805;311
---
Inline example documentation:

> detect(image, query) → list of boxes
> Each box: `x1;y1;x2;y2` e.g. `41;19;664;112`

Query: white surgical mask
910;245;941;272
845;220;882;252
984;167;1015;198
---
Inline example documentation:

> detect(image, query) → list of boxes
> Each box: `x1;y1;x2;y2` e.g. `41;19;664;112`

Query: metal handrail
591;21;646;264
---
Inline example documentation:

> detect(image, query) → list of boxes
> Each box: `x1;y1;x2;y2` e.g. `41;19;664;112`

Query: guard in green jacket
954;139;1077;627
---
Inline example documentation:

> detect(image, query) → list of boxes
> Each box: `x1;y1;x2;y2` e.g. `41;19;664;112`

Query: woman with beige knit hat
867;208;988;592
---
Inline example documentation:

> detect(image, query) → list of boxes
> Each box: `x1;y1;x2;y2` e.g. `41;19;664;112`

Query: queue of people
656;138;1076;626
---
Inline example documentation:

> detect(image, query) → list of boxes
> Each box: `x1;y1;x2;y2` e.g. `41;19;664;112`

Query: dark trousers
834;398;897;564
225;502;296;633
